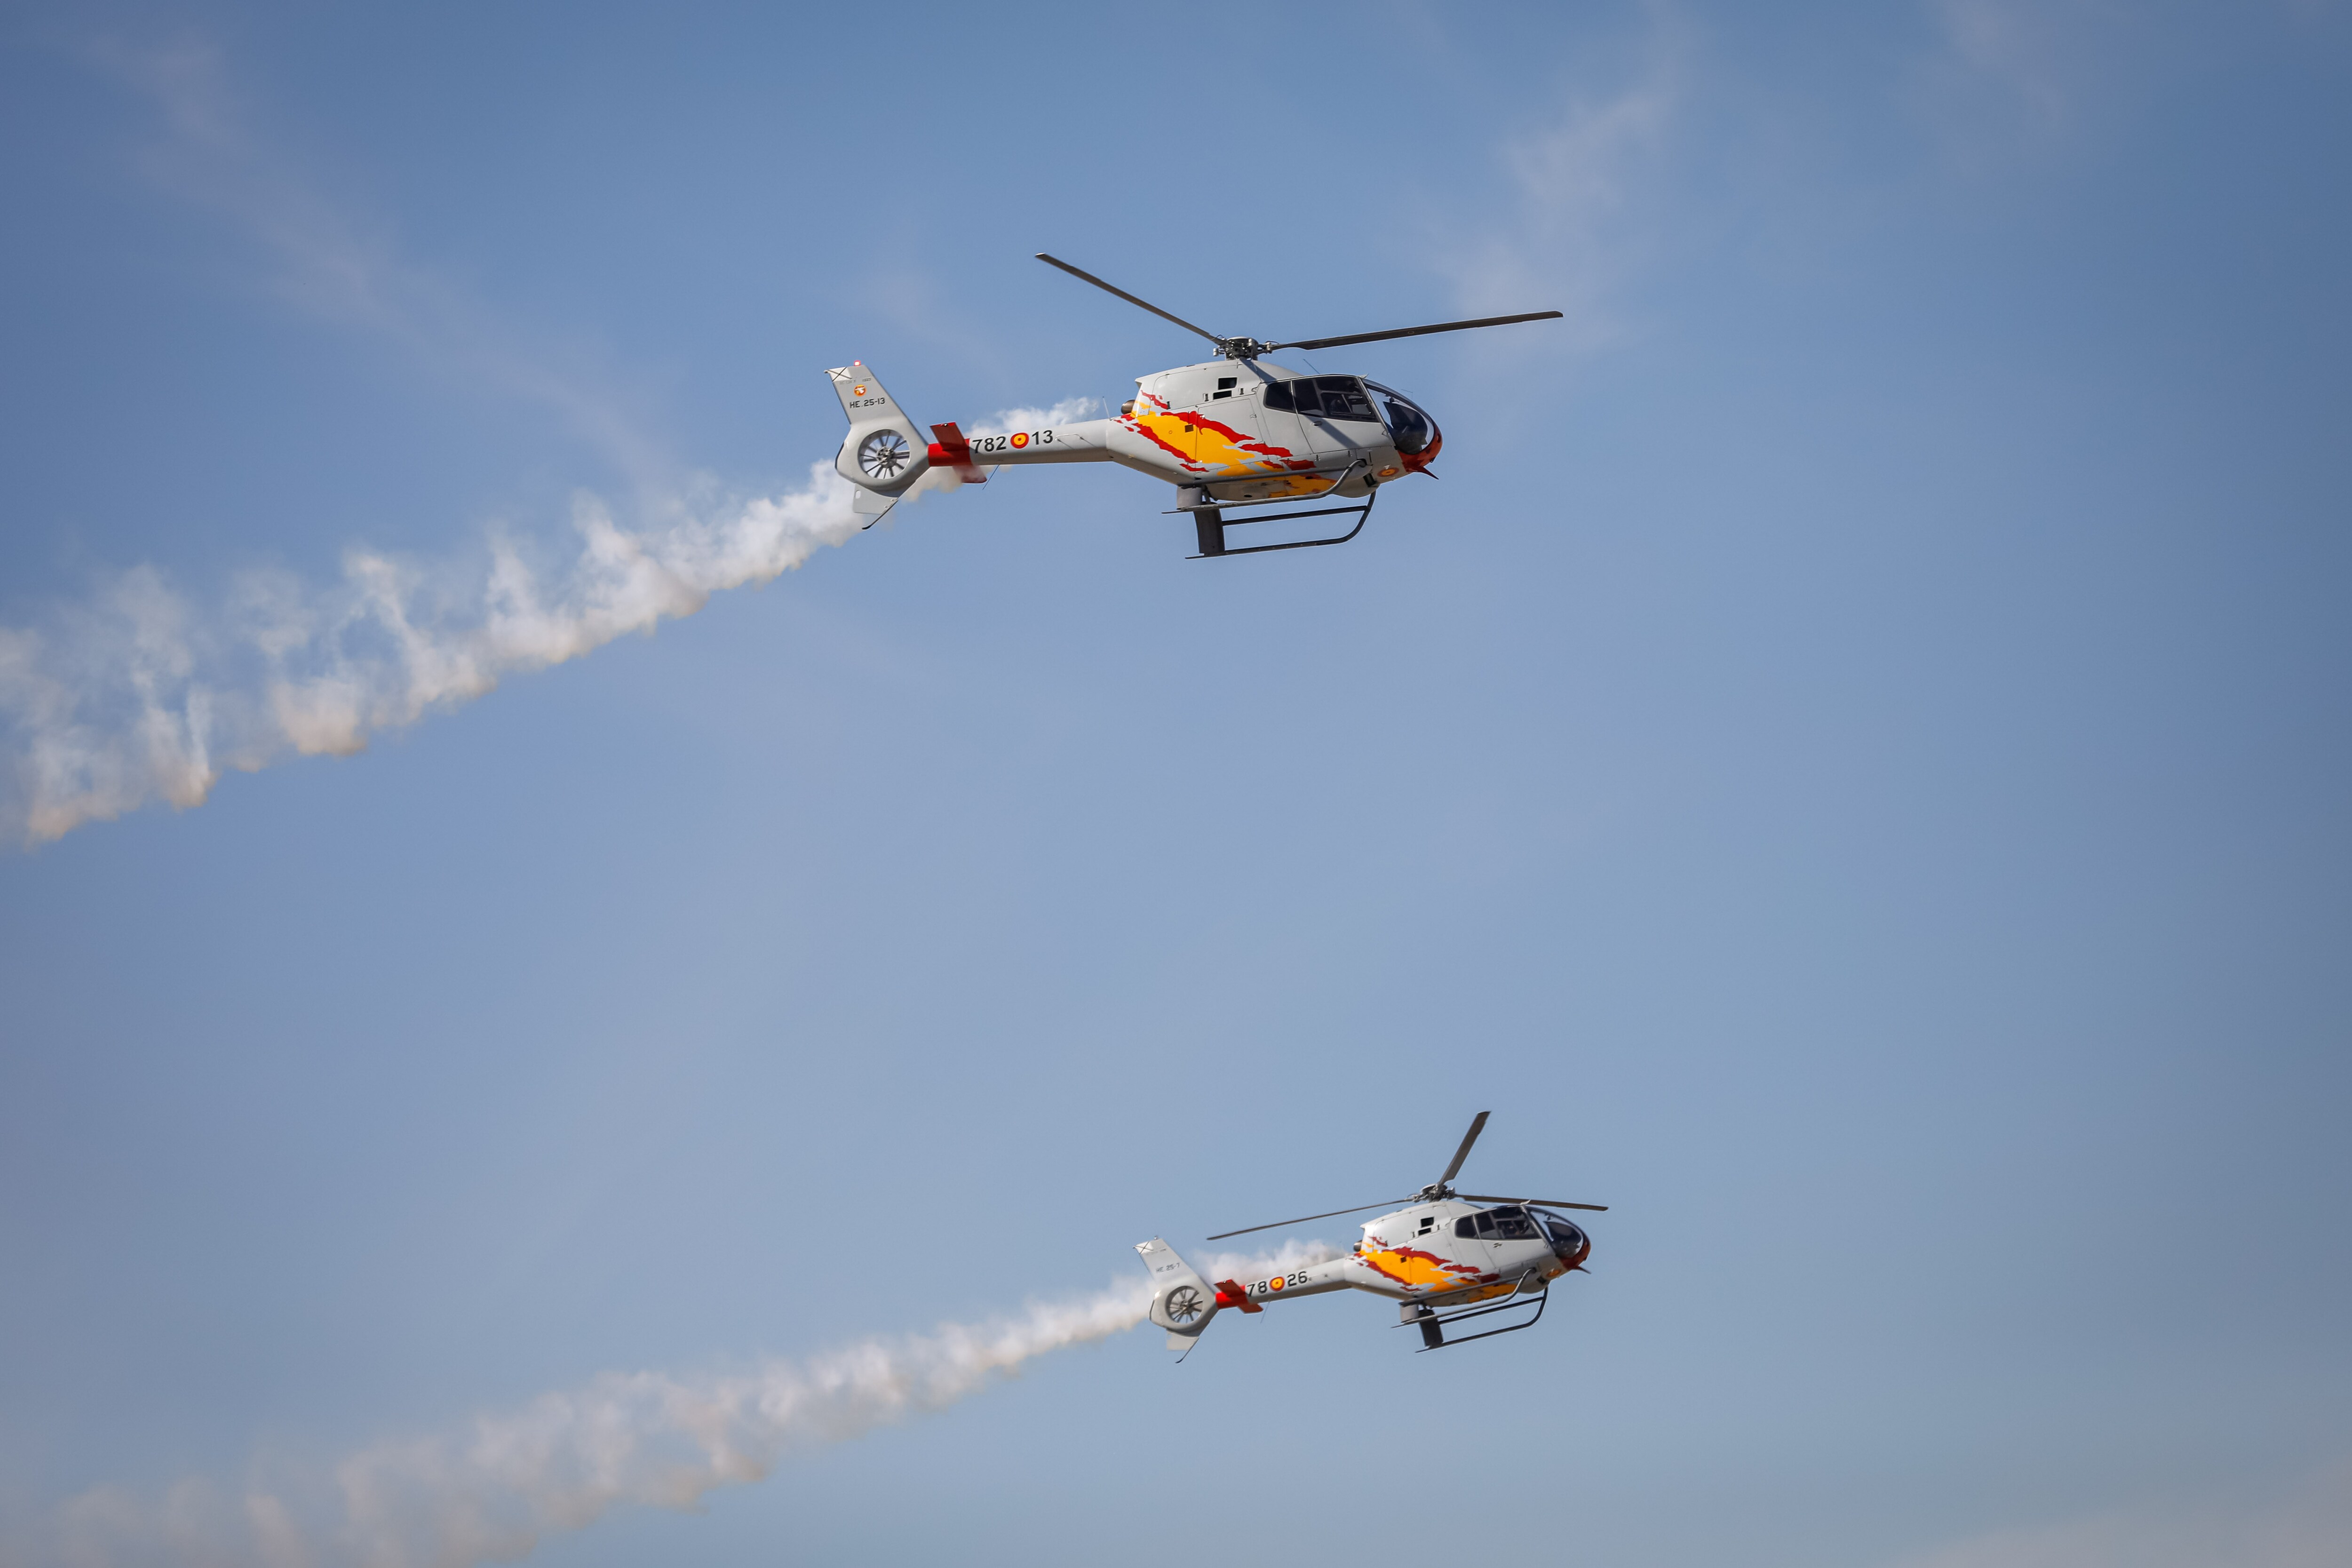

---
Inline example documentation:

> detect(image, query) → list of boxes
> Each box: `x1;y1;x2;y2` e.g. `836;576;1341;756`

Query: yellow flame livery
1119;393;1335;499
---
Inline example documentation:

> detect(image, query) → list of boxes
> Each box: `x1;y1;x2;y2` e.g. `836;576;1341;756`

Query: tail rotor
826;363;931;515
1136;1237;1220;1350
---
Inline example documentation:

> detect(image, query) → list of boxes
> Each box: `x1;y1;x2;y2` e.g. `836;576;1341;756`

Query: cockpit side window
1266;376;1379;422
1455;1206;1540;1240
1310;376;1380;422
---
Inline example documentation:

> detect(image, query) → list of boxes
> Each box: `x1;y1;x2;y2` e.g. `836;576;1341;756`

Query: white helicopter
1135;1112;1605;1353
825;255;1563;559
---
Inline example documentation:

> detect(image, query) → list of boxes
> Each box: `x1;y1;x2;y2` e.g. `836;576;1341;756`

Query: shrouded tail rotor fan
858;430;912;480
1163;1285;1206;1324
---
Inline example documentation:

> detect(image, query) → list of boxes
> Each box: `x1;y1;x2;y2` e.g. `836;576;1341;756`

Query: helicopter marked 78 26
1133;1112;1608;1353
822;255;1563;558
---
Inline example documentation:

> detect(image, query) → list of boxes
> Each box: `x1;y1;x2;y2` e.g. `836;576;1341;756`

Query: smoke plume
0;399;1095;849
37;1240;1335;1568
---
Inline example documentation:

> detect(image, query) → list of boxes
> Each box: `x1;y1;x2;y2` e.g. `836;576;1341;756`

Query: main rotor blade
1271;310;1565;352
1205;1199;1412;1241
1460;1194;1611;1212
1035;254;1227;350
1438;1111;1491;1187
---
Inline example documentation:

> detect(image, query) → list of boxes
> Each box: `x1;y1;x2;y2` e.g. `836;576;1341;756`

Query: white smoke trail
0;398;1098;848
970;399;1098;440
40;1240;1337;1568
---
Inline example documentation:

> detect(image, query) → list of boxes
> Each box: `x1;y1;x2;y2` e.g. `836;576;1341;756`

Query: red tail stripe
927;422;986;483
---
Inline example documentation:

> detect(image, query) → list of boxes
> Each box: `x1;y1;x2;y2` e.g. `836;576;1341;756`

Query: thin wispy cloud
1934;0;2079;127
96;36;668;486
1430;23;1682;358
1913;0;2154;167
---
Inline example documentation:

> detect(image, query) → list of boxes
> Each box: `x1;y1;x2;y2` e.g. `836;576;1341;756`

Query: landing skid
1175;462;1379;559
1400;1280;1548;1351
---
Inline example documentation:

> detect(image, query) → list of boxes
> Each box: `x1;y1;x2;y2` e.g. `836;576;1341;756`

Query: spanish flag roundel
1009;431;1030;448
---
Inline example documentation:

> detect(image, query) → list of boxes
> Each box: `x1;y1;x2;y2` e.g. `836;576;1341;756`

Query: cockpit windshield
1541;1213;1588;1260
1363;381;1436;455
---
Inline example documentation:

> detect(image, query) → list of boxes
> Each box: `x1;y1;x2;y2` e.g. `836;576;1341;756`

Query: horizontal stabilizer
928;422;987;484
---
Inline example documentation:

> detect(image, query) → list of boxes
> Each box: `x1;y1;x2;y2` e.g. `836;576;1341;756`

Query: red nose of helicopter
1401;422;1443;473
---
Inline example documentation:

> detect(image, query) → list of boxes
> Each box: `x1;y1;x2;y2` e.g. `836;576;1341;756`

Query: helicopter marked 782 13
1134;1112;1609;1353
968;429;1053;454
822;253;1562;557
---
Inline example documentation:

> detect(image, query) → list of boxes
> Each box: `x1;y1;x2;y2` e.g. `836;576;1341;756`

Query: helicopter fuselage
1220;1199;1589;1314
940;360;1443;507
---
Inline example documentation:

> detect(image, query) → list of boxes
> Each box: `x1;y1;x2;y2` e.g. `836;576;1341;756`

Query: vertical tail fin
1135;1237;1218;1349
827;363;930;505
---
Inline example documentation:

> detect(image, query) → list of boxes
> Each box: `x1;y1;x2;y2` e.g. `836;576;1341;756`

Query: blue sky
2;2;2349;1565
